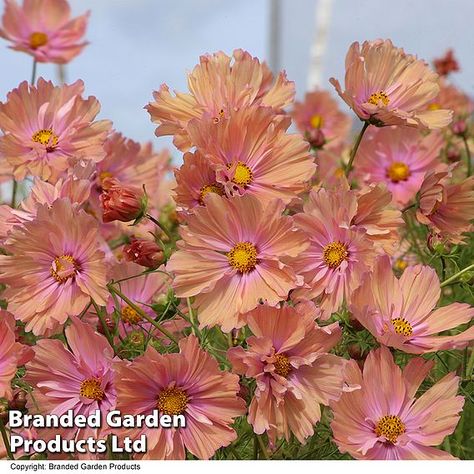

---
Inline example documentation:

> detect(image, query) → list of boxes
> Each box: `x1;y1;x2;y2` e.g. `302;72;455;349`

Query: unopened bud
100;179;147;223
123;239;164;268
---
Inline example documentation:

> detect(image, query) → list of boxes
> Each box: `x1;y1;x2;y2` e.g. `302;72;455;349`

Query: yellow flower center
80;378;105;401
393;259;408;271
273;353;291;378
121;305;142;325
309;114;324;129
391;317;413;336
99;171;113;185
387;162;410;182
227;242;258;273
375;415;406;444
199;183;224;205
51;255;78;283
334;167;345;178
29;32;48;49
157;387;188;416
323;241;349;269
231;162;253;186
368;91;390;107
32;129;59;150
428;103;441;111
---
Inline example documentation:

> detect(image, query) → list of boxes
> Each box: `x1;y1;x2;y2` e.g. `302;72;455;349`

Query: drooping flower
291;90;352;149
331;346;463;459
351;255;474;353
330;39;452;129
146;49;294;150
0;0;89;64
291;187;378;317
187;106;315;204
100;179;147;223
228;304;345;444
104;261;171;340
0;198;108;336
0;78;111;181
167;194;308;332
416;168;474;243
0;310;33;399
355;126;443;207
25;316;116;442
123;239;164;269
114;335;245;460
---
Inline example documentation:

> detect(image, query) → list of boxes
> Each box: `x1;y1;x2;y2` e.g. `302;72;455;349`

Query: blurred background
0;0;473;158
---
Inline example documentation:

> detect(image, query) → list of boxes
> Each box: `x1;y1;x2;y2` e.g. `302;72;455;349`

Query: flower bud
8;390;27;411
100;179;147;223
123;239;164;268
446;146;461;163
307;128;326;149
452;119;468;137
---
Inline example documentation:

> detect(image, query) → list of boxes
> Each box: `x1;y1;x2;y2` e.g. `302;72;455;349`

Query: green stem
463;136;472;177
440;263;474;288
31;59;37;85
10;180;18;207
146;213;174;242
401;202;416;213
256;434;270;460
345;121;370;177
107;283;178;344
0;418;14;460
466;347;474;380
91;299;116;353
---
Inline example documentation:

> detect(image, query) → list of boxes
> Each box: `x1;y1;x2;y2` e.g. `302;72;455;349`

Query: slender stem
146;213;174;242
401;202;416;213
0;418;14;460
107;283;178;344
31;59;37;85
345;121;370;177
256;434;270;460
186;297;197;337
10;180;18;208
440;263;474;288
462;136;472;177
91;299;115;353
466;347;474;380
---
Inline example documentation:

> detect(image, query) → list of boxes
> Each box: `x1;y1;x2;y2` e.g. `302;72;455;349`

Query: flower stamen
310;114;324;129
231;162;253;187
30;32;48;49
273;353;292;378
157;387;188;416
387;162;410;182
80;378;105;401
227;242;258;273
323;241;349;269
199;183;224;205
391;317;413;336
121;305;142;325
32;128;59;151
368;91;390;107
375;415;405;444
51;255;78;283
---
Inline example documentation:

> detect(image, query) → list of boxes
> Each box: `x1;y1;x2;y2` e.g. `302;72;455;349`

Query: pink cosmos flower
187;106;315;204
104;261;171;340
228;304;345;444
0;310;33;398
291;187;378;317
0;78;111;181
167;194;308;332
416;168;474;243
114;335;246;460
351;255;474;353
330;39;452;129
331;346;463;459
0;0;89;64
427;80;473;118
173;150;223;214
146;49;294;151
355;127;443;207
0;198;108;336
291;90;352;149
25;316;116;443
313;146;348;188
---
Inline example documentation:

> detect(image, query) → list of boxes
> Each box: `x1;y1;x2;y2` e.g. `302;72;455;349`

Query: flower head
114;335;245;459
123;239;164;268
331;347;463;459
167;194;308;331
330;39;452;129
100;179;147;223
0;79;111;181
351;255;474;353
146;49;294;150
0;198;108;335
0;0;89;64
228;304;345;444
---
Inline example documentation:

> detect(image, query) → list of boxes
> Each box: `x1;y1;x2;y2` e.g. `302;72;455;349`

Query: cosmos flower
291;187;378;317
291;89;352;149
0;0;89;64
351;255;474;354
114;335;246;459
167;194;308;332
25;316;116;442
331;346;463;459
228;304;345;444
330;39;452;129
0;78;111;181
187;106;315;204
416;168;474;243
0;198;108;336
0;310;33;399
355;126;443;207
146;49;294;150
427;80;473;119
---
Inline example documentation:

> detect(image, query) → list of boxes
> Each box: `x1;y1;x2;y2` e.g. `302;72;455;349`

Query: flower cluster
0;0;474;462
